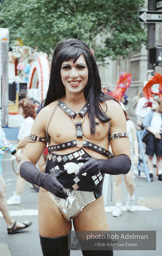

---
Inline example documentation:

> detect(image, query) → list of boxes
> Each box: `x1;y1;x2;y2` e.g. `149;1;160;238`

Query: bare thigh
73;196;109;231
38;188;72;237
0;175;7;196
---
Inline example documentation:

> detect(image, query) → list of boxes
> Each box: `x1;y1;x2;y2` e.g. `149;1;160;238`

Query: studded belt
45;148;104;199
48;139;113;158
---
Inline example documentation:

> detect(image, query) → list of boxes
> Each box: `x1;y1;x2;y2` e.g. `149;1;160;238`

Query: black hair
45;38;114;134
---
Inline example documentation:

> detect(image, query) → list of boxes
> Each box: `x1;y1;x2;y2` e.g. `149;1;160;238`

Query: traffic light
149;46;162;65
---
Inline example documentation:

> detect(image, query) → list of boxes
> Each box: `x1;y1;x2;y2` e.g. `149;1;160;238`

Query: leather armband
28;135;48;143
109;132;128;140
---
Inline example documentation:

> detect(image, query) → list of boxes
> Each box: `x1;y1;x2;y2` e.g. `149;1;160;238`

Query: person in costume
142;73;162;182
0;127;32;234
20;39;131;256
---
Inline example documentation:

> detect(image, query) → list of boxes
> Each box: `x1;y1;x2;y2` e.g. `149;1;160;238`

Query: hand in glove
78;158;101;176
78;154;131;176
38;170;68;199
20;161;68;199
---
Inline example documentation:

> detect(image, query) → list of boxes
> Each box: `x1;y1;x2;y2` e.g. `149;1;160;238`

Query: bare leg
0;175;14;226
156;156;162;170
15;175;25;195
147;156;154;173
124;170;135;196
112;175;123;217
156;157;162;180
0;175;31;230
38;188;71;256
38;188;72;237
74;197;113;255
112;175;122;203
7;160;25;205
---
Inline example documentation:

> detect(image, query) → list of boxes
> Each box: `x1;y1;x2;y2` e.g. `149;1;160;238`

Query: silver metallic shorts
52;189;96;221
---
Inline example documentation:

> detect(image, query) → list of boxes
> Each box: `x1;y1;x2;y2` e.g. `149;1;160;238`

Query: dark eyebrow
61;63;71;67
76;63;86;65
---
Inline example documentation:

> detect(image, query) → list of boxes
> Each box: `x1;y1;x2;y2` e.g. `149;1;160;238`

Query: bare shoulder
105;99;124;119
104;99;127;133
31;101;58;135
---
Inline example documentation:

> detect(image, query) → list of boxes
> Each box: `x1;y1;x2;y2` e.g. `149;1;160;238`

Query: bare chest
47;109;109;145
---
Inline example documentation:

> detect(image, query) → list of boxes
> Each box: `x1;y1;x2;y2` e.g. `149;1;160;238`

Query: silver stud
92;175;97;181
94;179;99;185
99;176;103;181
73;177;80;183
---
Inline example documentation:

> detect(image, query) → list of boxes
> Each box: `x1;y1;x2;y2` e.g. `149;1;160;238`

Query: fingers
79;159;99;176
52;176;68;198
54;177;64;190
53;182;68;198
79;159;92;173
55;189;68;199
78;157;91;163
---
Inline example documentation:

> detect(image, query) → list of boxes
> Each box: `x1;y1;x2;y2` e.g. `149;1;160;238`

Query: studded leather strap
109;132;128;140
48;139;112;158
28;135;48;143
58;100;88;118
48;100;112;158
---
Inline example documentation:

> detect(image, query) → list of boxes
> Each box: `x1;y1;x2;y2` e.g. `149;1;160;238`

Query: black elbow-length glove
78;154;131;176
20;161;68;199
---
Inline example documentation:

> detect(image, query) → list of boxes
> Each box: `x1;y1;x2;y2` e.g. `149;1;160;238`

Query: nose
70;67;78;78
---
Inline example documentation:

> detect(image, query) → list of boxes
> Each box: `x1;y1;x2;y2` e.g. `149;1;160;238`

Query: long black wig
44;38;114;134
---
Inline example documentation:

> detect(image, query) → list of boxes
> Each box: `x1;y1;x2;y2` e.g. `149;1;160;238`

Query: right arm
143;111;160;138
20;106;68;198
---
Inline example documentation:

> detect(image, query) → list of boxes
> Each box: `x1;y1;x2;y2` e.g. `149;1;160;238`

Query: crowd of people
0;38;162;256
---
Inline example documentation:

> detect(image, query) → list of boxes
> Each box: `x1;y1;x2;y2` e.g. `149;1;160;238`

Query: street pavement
0;115;162;256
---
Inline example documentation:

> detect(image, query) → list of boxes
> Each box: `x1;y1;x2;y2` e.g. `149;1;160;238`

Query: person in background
0;126;32;234
24;58;33;82
143;99;162;182
136;96;153;129
132;90;143;111
112;103;138;217
7;98;36;205
19;38;131;256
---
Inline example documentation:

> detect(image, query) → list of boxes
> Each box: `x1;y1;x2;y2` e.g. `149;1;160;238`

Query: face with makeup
60;55;88;94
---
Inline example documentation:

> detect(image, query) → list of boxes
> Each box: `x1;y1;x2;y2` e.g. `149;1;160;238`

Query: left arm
79;100;131;176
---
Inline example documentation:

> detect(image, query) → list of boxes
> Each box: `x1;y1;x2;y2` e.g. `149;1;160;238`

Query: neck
62;92;86;106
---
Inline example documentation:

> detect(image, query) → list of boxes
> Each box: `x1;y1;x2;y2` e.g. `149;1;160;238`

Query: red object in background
15;59;18;76
143;101;153;108
143;73;162;100
108;72;131;101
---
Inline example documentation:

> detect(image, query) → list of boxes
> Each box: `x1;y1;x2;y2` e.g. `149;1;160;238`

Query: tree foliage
0;0;146;60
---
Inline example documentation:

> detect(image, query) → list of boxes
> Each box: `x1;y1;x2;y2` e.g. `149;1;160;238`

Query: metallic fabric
52;189;96;221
